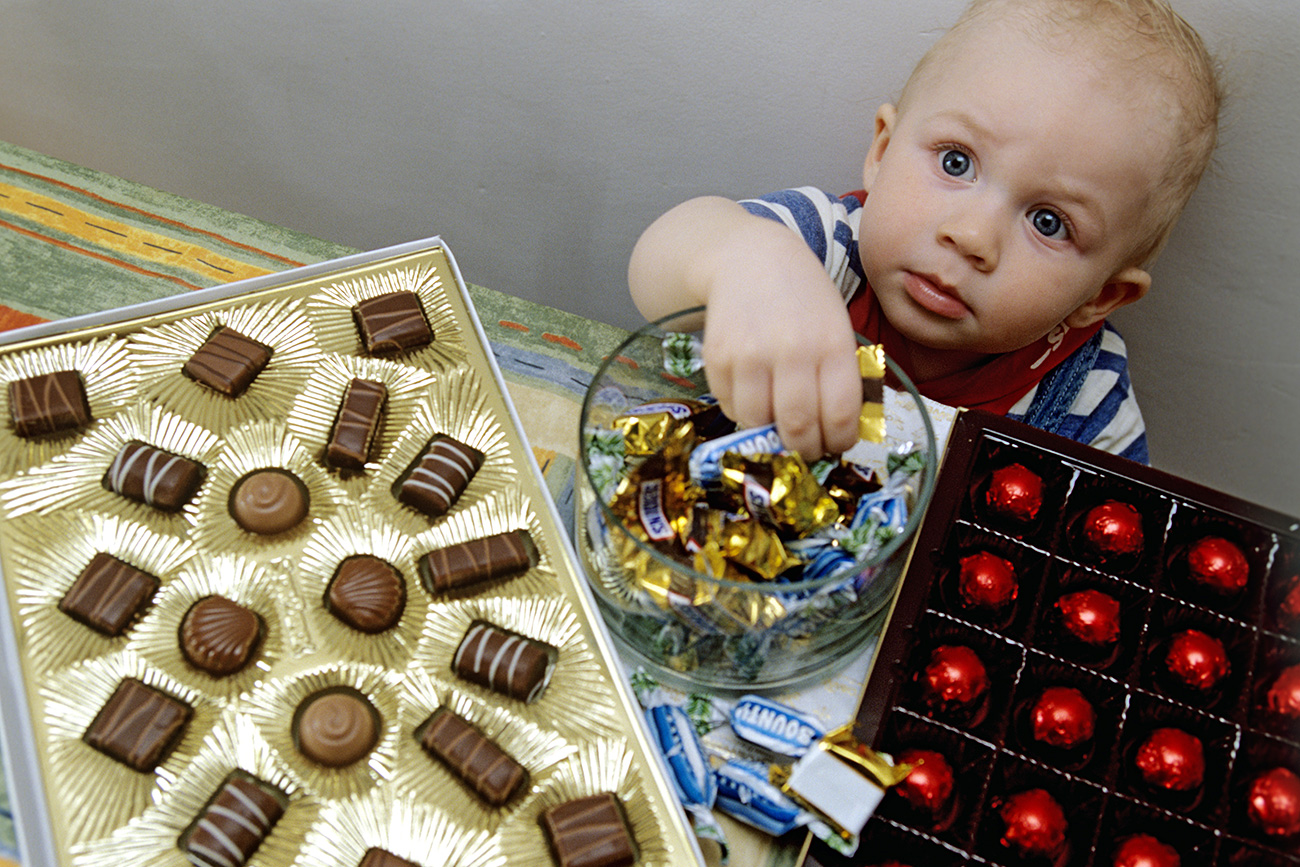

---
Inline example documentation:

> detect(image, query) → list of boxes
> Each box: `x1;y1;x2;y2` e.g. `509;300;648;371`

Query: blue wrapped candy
714;759;805;836
729;695;825;757
646;704;717;807
687;424;785;487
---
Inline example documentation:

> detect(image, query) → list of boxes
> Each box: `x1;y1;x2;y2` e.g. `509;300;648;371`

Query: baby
628;0;1222;464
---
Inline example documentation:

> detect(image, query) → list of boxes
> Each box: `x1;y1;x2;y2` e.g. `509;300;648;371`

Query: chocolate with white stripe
182;774;285;867
8;369;92;437
83;678;191;771
452;621;553;703
59;552;159;636
419;707;527;806
396;435;484;519
541;792;636;867
353;291;432;356
182;326;271;397
325;378;387;472
418;530;535;595
102;440;205;512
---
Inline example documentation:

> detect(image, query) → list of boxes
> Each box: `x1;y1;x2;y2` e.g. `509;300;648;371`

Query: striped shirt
739;186;1148;463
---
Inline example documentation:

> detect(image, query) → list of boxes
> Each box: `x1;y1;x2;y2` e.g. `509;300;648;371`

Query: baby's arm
627;196;862;457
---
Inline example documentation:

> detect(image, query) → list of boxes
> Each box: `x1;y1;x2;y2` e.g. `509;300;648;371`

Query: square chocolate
59;552;159;636
541;792;636;867
353;291;433;356
182;326;271;396
83;678;191;771
8;370;92;437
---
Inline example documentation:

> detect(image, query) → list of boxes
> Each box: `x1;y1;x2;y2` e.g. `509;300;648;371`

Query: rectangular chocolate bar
452;621;553;703
353;290;432;356
397;435;484;518
83;678;191;771
418;530;535;595
8;369;92;437
102;440;205;511
182;326;271;397
58;552;159;636
541;792;636;867
183;774;285;867
325;377;387;472
419;707;527;806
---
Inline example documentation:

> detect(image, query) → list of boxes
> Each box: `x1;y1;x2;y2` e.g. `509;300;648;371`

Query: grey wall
2;0;1297;515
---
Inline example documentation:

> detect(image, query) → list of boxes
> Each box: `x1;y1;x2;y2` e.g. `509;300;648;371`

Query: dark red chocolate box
802;410;1300;867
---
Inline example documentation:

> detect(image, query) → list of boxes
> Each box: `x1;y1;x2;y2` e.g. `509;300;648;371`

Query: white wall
2;0;1297;515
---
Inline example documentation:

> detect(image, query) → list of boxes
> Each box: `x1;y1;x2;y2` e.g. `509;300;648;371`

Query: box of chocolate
0;239;702;867
800;409;1299;867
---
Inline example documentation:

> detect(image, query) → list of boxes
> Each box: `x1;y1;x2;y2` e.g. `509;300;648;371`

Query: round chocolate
985;463;1043;522
1056;588;1122;647
1081;500;1144;559
894;748;955;816
295;690;378;767
180;595;261;676
957;551;1018;611
1164;628;1229;693
1030;686;1096;749
1247;766;1300;837
1134;727;1204;792
1266;664;1300;720
920;644;989;710
1278;574;1300;630
1111;834;1181;867
231;469;308;535
1185;536;1249;595
326;555;405;633
998;788;1067;859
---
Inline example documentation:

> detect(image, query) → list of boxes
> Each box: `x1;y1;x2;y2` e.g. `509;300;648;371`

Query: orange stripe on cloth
0;160;305;268
0;182;274;284
0;305;48;332
0;216;206;291
542;333;582;352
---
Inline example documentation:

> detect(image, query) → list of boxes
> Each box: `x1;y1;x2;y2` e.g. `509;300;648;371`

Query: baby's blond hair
899;0;1223;266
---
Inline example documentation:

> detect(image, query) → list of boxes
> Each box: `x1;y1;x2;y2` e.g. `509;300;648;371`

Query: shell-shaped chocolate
326;556;406;633
180;595;262;676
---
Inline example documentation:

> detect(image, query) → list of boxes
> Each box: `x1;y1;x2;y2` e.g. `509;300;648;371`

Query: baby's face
858;19;1171;360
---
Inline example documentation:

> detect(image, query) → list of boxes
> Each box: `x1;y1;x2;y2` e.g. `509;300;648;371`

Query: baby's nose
938;206;999;271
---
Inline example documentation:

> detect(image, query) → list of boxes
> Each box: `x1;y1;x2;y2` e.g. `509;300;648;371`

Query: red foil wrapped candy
1134;727;1205;792
1279;574;1300;630
920;644;990;710
1081;500;1144;559
985;463;1043;522
1247;766;1300;837
1030;686;1097;749
1185;536;1250;595
957;551;1019;611
1111;834;1181;867
1266;664;1300;720
894;748;956;816
1056;589;1122;647
1164;628;1230;693
998;788;1067;859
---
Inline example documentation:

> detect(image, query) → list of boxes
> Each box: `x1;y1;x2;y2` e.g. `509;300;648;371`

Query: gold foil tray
0;239;700;867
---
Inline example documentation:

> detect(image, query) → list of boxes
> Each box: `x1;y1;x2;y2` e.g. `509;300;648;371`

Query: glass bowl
575;308;938;693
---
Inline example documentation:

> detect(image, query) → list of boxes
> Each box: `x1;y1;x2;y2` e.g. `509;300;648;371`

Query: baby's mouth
903;272;971;320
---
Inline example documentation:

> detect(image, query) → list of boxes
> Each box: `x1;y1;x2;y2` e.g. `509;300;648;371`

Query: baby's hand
628;197;862;458
700;229;862;458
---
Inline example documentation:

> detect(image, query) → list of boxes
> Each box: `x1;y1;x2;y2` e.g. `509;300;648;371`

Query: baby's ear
1065;267;1150;328
862;104;897;191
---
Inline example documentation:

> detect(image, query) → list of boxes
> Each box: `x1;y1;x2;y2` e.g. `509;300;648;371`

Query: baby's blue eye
941;149;971;177
1031;208;1067;239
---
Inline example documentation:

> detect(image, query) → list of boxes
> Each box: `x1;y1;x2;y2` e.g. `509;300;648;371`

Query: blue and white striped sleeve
1009;325;1148;462
738;187;864;301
